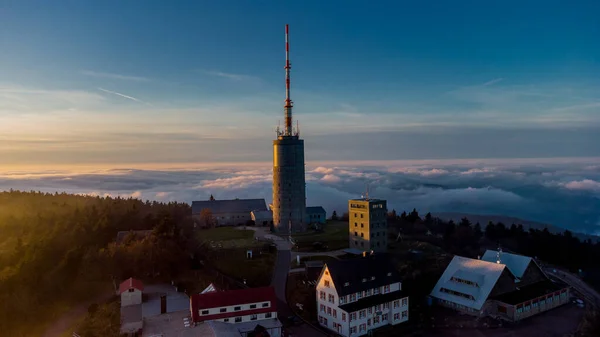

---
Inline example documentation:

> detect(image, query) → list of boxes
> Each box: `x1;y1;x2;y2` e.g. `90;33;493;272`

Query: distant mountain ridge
432;212;600;243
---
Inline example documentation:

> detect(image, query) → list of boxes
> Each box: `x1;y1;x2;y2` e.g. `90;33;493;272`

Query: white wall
196;300;277;324
121;289;142;307
316;269;409;337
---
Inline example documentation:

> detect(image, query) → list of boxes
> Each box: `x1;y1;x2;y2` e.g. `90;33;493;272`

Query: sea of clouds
1;158;599;235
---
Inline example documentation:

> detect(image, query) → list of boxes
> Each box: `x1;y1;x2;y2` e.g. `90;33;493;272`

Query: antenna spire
283;24;293;136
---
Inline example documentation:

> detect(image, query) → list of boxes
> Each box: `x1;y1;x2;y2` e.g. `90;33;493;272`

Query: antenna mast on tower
283;24;294;136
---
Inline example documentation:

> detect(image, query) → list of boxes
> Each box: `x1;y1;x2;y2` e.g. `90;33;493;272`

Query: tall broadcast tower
272;24;306;234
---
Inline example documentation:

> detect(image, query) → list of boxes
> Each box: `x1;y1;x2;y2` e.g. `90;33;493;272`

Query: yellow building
348;198;388;253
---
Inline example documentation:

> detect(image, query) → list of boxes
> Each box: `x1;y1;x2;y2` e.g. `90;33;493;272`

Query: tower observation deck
272;24;306;233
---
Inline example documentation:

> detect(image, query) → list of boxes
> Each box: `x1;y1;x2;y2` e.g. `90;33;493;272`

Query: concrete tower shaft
272;24;306;233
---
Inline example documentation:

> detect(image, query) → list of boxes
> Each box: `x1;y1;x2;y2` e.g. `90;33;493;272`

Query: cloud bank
1;158;599;236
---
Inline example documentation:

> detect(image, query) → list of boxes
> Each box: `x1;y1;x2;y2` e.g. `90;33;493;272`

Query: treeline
388;208;600;289
0;190;192;336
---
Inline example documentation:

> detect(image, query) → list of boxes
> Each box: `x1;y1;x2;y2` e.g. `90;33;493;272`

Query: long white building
316;254;409;336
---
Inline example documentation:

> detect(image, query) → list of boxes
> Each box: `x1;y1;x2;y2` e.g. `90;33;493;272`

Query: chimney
160;294;167;314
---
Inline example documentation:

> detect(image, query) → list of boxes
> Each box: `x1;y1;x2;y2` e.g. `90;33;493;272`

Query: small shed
119;277;144;307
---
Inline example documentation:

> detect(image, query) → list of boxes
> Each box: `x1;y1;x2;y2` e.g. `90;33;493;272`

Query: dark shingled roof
324;254;402;296
492;279;568;305
192;199;267;214
339;290;407;313
306;206;326;214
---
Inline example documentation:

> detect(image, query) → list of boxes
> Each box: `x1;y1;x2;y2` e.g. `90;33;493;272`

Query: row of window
440;287;476;301
336;285;392;305
218;312;273;323
450;276;479;288
199;302;270;315
515;293;567;314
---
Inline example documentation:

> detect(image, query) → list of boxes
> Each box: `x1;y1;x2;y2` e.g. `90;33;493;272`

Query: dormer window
344;282;349;286
387;272;392;276
362;278;367;282
371;276;375;280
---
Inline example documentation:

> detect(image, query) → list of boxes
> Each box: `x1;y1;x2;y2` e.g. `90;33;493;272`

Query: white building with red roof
120;277;144;307
190;286;282;337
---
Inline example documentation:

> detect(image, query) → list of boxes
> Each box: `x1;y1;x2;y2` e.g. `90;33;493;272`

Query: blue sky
1;1;599;167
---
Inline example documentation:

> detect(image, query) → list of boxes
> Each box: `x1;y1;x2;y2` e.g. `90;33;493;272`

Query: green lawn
212;248;277;287
197;227;261;248
293;220;349;252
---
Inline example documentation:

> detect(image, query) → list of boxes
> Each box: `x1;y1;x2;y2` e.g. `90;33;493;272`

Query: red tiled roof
119;277;144;294
190;286;277;322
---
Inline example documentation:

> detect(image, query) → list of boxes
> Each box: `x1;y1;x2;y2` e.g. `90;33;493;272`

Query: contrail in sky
97;87;153;106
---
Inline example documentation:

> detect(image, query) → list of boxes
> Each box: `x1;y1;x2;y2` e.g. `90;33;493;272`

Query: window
327;307;332;315
354;213;357;218
235;317;242;322
354;231;358;236
401;298;408;306
224;318;229;322
374;287;380;295
333;309;337;318
384;285;390;293
373;315;380;324
376;304;381;311
250;314;257;320
265;312;272;318
249;304;257;309
220;308;227;313
383;302;389;309
128;288;135;292
262;302;269;307
323;317;328;326
394;300;399;308
342;313;346;322
368;307;372;314
320;291;326;300
360;323;366;332
394;313;400;320
361;214;364;218
351;312;356;321
201;310;209;315
440;287;475;301
361;222;364;227
328;294;335;303
234;306;241;311
350;293;356;302
533;301;538;308
320;304;325;312
355;222;358;227
324;280;330;287
340;296;346;304
401;310;408;319
367;318;371;326
350;326;357;334
371;276;376;281
366;289;372;296
359;310;366;319
319;316;323;324
382;313;388;321
357;291;362;299
361;233;364;238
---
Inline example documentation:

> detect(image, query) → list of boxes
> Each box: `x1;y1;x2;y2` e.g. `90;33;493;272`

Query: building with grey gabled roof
192;198;268;227
430;251;570;322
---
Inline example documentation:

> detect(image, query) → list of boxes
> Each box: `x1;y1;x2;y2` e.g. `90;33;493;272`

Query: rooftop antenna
496;246;503;264
283;24;293;136
365;183;370;201
276;120;281;136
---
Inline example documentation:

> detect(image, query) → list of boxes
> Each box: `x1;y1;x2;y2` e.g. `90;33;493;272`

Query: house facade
119;277;144;307
190;286;281;337
192;199;268;227
306;206;327;225
316;255;409;336
348;198;388;253
430;250;570;322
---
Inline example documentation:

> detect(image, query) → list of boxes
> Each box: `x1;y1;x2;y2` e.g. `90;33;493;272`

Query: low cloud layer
1;158;599;235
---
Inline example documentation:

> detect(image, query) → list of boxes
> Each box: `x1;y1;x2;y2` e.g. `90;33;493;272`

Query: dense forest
388;208;600;293
0;191;192;336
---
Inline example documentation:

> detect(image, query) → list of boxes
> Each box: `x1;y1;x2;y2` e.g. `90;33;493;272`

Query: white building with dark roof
192;199;268;226
316;254;409;336
430;250;570;321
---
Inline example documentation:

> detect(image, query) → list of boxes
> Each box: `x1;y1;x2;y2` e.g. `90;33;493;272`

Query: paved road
241;227;327;336
545;268;600;308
